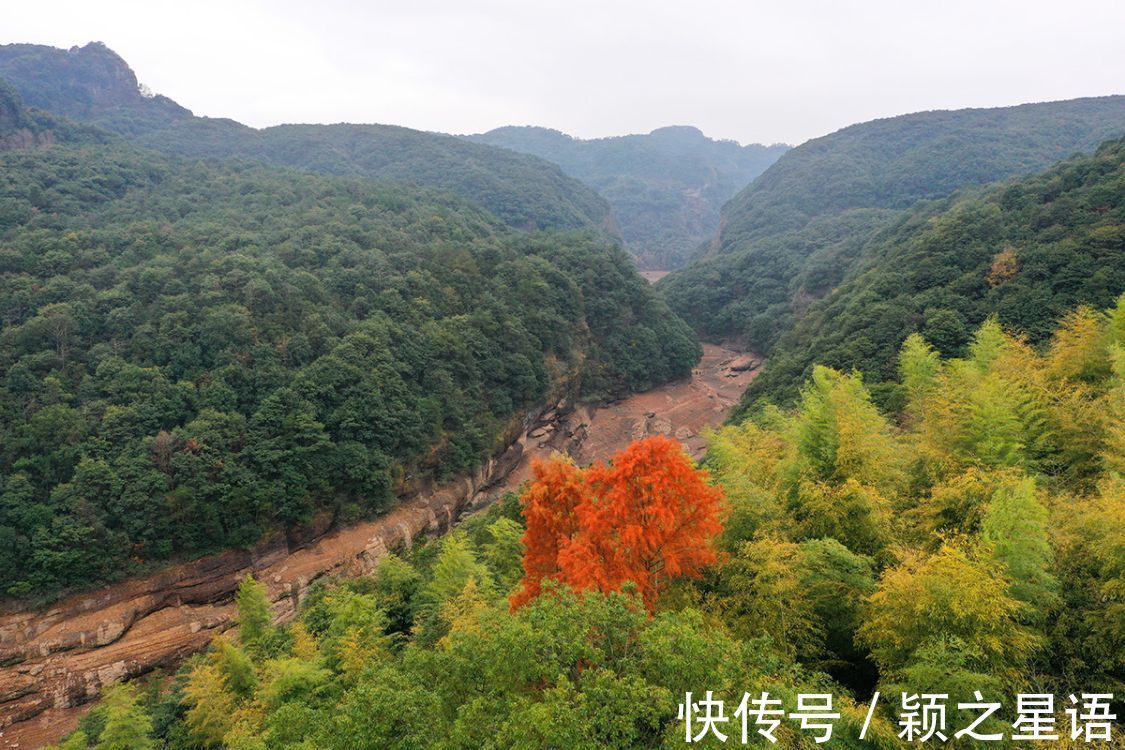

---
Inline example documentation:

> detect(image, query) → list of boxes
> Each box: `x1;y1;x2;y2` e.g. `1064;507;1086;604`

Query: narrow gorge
0;344;759;749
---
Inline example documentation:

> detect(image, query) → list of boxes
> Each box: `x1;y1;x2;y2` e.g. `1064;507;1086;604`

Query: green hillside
741;137;1125;410
0;130;697;598
720;96;1125;243
661;96;1125;350
0;78;111;150
0;42;612;233
468;125;788;269
51;295;1125;748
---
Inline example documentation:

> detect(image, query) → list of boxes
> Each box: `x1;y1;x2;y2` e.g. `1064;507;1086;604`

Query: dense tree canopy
0;132;698;599
11;37;1125;750
660;98;1125;354
468;125;789;269
705;299;1125;699
718;96;1125;245
735;137;1125;410
0;42;613;233
58;298;1125;748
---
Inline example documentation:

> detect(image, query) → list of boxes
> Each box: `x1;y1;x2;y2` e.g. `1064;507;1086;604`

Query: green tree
709;536;821;660
45;731;89;750
371;553;423;635
480;517;525;594
796;538;876;680
318;589;393;676
213;637;258;698
980;473;1058;617
236;575;273;650
859;544;1040;690
1048;478;1125;692
94;684;153;750
422;532;495;611
789;366;904;493
1104;346;1125;477
899;332;942;398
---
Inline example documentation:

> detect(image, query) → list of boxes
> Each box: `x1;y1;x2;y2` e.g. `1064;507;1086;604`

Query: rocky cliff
0;342;763;748
0;42;190;126
0;82;54;152
0;402;570;748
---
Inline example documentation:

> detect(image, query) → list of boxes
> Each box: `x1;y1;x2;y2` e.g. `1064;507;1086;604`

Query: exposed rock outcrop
0;404;562;748
728;354;759;372
0;344;761;747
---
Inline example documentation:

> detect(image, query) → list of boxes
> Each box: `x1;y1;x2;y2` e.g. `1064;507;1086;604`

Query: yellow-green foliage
182;658;238;748
708;367;901;557
92;685;153;750
235;575;273;653
707;297;1125;699
59;300;1124;749
858;544;1039;691
790;366;905;493
1105;346;1125;477
1050;477;1125;690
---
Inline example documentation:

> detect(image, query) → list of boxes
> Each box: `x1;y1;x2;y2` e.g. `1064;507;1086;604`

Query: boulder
729;355;759;372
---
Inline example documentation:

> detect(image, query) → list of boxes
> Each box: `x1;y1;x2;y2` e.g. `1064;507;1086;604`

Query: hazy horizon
4;0;1125;146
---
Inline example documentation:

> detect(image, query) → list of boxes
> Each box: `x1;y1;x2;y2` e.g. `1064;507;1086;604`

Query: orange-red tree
513;436;723;609
509;456;591;608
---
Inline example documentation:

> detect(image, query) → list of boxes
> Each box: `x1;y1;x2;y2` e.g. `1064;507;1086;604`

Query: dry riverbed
487;342;760;495
0;343;759;748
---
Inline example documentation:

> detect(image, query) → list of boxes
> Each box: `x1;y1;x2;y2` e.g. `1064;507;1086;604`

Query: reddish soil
0;446;528;749
0;343;759;748
488;343;759;496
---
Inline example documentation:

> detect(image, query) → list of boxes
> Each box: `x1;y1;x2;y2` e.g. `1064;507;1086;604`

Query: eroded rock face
0;346;761;748
0;405;553;748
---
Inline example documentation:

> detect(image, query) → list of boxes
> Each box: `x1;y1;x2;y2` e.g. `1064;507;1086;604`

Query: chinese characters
678;691;1117;744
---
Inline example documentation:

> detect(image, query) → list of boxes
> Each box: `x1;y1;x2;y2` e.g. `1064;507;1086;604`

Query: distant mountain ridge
716;95;1125;248
661;95;1125;351
467;125;789;269
0;42;612;233
0;45;702;603
735;136;1125;411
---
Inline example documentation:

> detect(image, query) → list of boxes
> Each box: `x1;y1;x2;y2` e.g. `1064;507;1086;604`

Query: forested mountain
0;78;110;151
0;110;698;598
0;79;47;145
467;125;789;269
52;296;1125;748
6;33;1124;750
0;42;612;232
736;136;1125;410
661;96;1125;349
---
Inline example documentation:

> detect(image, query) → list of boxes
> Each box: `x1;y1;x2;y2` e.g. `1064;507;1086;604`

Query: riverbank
0;344;759;748
488;342;759;496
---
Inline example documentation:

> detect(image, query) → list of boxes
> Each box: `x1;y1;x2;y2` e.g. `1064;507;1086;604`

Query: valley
484;342;759;497
0;344;759;749
465;126;789;270
637;270;669;283
0;28;1122;750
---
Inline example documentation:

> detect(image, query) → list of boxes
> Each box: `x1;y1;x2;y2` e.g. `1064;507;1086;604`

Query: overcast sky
5;0;1124;146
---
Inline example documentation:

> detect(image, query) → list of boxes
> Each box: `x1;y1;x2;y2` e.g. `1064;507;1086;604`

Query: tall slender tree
515;436;723;609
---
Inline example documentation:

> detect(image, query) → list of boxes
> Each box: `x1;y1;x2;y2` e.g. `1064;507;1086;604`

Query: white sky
4;0;1124;146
